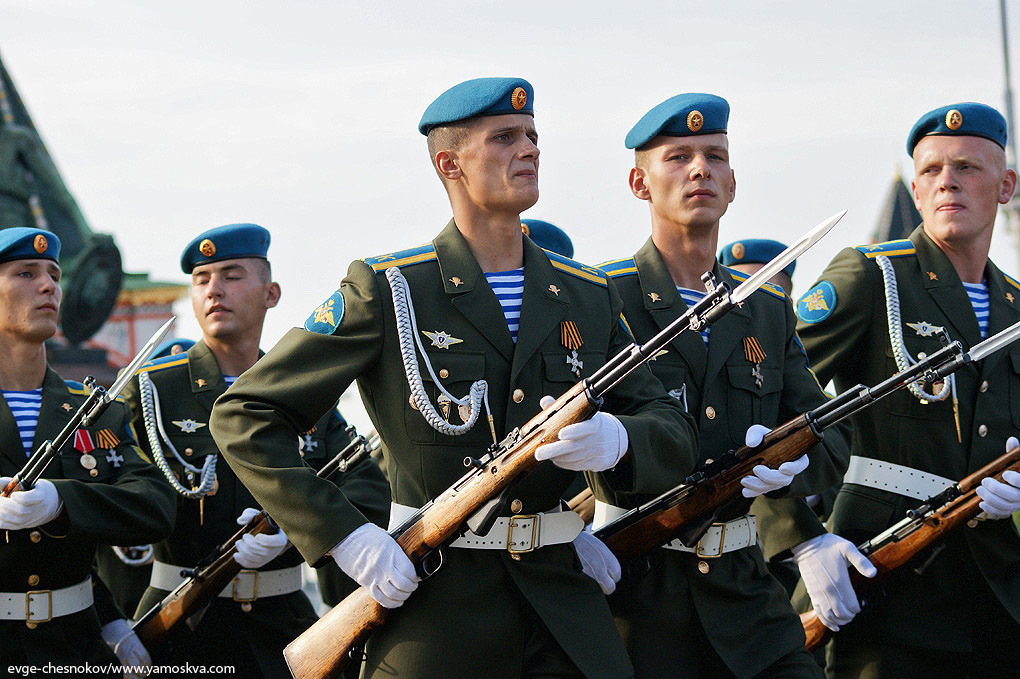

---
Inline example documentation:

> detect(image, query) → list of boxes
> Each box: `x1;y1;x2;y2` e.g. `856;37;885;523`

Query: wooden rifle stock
567;487;595;524
801;445;1020;651
283;382;597;679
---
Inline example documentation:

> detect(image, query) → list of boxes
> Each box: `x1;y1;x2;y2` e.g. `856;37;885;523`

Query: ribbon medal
73;429;98;476
743;337;766;389
561;321;584;378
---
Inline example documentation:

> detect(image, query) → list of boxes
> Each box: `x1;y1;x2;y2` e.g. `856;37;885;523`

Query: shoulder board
362;244;436;272
597;257;638;278
136;354;190;375
723;267;786;300
1004;272;1020;293
545;250;607;287
853;239;915;259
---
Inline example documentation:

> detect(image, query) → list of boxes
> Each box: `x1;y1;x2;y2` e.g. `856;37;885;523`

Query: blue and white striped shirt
485;268;525;343
223;375;238;386
963;280;990;339
3;389;42;457
678;288;711;345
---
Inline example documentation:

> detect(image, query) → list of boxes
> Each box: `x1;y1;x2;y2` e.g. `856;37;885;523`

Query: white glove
101;618;151;675
976;438;1020;519
791;533;877;631
0;478;63;530
573;528;621;595
330;523;419;609
233;508;290;569
534;396;628;472
738;425;809;497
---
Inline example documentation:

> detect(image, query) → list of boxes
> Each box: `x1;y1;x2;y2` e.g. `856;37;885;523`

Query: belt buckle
26;590;52;623
695;522;726;559
232;570;259;602
507;514;539;554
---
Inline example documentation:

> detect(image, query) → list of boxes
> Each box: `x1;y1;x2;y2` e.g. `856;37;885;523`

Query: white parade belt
0;576;93;622
594;500;757;558
150;561;303;601
389;502;583;554
844;455;954;501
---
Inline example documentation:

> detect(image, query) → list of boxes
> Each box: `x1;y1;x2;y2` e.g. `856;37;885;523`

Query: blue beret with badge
180;223;271;274
719;239;795;277
151;337;195;359
625;93;729;150
906;102;1007;155
0;227;60;264
522;219;573;258
419;77;534;135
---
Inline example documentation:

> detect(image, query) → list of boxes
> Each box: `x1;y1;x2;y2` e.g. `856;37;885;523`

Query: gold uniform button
241;602;253;613
89;469;98;477
184;447;194;457
705;406;716;420
698;560;710;574
510;499;523;513
439;368;449;379
29;531;41;543
980;381;989;393
513;389;525;404
978;424;988;437
27;575;39;587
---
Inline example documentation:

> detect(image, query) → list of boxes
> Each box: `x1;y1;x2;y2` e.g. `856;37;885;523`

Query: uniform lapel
434;220;515;363
32;368;76;467
634;239;708;387
702;264;752;388
510;238;569;383
187;341;226;413
913;228;981;350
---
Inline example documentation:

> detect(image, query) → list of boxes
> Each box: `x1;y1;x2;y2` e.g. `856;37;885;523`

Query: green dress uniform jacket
1;367;175;665
595;239;850;679
794;226;1020;652
119;340;389;677
210;220;697;679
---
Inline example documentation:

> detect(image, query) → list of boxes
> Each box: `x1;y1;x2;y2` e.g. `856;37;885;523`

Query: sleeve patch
797;281;837;324
305;289;345;335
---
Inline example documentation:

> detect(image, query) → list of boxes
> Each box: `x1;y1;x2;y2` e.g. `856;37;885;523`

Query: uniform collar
911;226;982;349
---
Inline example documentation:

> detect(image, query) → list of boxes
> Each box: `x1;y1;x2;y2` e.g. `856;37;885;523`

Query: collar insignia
172;419;207;433
61;403;72;412
195;378;207;388
423;330;463;349
450;276;463;287
928;272;938;281
648;292;661;303
549;285;560;296
906;321;944;337
1008;292;1015;304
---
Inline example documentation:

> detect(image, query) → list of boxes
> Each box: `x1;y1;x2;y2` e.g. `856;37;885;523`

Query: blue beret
522;219;573;258
151;338;195;359
181;223;271;274
419;78;534;135
907;102;1007;155
626;93;729;150
719;238;795;278
0;227;60;264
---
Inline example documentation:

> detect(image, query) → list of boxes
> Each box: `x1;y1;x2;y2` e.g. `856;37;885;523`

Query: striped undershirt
485;268;525;343
3;389;42;457
678;288;711;345
223;376;238;386
963;280;990;340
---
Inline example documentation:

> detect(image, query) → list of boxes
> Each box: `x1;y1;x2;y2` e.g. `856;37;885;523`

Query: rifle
801;444;1020;650
281;210;846;679
2;317;174;498
132;428;376;650
593;318;1020;561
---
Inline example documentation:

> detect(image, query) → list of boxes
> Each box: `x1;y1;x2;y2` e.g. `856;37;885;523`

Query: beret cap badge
946;109;963;130
687;110;704;132
511;87;527;111
33;235;47;254
199;239;216;257
732;243;745;259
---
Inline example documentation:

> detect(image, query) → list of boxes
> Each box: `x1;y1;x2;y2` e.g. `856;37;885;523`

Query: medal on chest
743;337;766;390
561;321;584;378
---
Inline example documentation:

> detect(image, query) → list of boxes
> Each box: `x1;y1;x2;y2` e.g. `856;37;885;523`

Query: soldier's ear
629;167;650;201
999;168;1018;205
435;150;461;181
265;282;281;309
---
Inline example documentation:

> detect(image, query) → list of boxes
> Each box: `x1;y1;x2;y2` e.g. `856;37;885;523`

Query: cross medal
743;337;766;390
561;321;584;378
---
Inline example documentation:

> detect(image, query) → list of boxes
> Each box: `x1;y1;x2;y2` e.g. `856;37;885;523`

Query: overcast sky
4;1;1020;429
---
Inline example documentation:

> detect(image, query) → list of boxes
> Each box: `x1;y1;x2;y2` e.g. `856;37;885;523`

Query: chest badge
561;320;584;378
195;378;207;388
743;337;767;390
906;321;944;337
172;419;207;433
423;330;463;349
61;403;72;412
298;429;318;455
105;450;123;468
647;292;661;303
73;429;98;472
548;285;560;296
927;272;938;281
1007;292;1015;304
450;276;464;288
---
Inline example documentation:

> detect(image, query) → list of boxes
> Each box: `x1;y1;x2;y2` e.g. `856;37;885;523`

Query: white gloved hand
233;508;290;569
739;425;809;498
101;618;151;675
534;396;628;472
976;438;1020;520
330;523;419;609
573;528;622;595
0;478;63;530
791;532;877;631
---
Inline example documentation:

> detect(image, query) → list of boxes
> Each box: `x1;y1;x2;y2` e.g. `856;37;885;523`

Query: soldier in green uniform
593;93;851;679
0;227;175;668
211;77;696;679
116;223;389;677
791;101;1020;678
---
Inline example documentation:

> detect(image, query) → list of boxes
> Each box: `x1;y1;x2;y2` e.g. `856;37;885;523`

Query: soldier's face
190;258;279;343
0;259;61;344
912;135;1017;248
453;114;540;213
631;133;735;231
